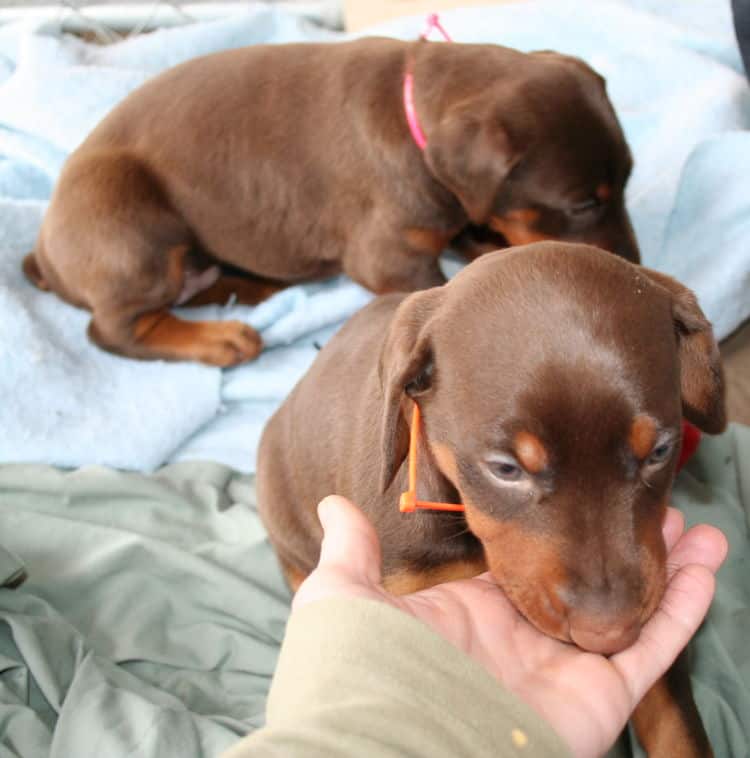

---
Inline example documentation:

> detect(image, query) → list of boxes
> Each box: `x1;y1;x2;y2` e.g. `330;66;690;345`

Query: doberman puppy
257;242;725;756
23;38;638;366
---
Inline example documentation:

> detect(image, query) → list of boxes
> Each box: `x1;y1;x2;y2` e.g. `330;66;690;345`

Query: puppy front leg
382;558;488;595
343;229;448;294
282;558;487;597
279;555;309;595
631;651;712;757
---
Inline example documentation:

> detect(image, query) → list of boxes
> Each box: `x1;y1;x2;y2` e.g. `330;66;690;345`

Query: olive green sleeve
222;596;570;758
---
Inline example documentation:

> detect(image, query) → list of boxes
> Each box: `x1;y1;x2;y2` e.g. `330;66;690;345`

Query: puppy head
379;242;724;654
424;51;639;262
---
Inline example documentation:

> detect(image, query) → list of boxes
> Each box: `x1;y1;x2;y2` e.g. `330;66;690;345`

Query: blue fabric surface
0;1;748;471
0;5;368;471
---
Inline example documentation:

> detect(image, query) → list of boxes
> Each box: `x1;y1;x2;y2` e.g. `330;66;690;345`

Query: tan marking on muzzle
489;209;551;246
463;502;571;639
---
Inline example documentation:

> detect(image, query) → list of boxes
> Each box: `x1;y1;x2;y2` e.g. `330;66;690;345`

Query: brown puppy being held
23;38;638;365
257;242;725;757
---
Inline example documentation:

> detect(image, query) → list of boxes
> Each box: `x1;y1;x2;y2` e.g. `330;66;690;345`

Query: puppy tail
22;252;50;291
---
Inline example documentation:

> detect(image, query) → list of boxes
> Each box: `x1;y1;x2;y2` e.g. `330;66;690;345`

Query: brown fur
383;558;488;595
632;652;714;757
24;38;637;364
257;242;725;756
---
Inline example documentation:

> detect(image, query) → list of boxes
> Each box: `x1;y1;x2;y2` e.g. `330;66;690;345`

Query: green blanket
0;463;290;757
0;428;748;757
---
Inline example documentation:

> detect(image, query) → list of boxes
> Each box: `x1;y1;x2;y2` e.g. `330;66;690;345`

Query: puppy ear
643;269;726;434
378;287;443;493
531;50;608;89
424;108;521;225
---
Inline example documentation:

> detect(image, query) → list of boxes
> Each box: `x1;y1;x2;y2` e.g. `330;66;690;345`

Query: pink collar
403;14;453;152
403;72;427;150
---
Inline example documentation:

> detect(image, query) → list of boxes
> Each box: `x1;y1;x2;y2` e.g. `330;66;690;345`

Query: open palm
296;496;727;758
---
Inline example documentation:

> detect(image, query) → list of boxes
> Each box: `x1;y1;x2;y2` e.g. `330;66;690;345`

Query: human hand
294;495;728;758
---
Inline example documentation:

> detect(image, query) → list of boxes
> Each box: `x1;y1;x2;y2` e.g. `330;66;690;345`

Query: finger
611;523;727;702
611;562;717;705
665;523;728;580
661;506;684;553
317;495;383;586
473;571;498;585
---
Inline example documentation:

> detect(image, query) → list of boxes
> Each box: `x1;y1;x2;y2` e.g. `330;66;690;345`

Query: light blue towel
0;0;748;472
0;6;366;471
0;201;221;471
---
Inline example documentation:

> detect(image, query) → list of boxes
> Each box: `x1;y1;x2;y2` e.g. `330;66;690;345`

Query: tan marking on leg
280;559;308;594
182;274;287;306
632;656;712;758
383;557;487;595
132;310;262;366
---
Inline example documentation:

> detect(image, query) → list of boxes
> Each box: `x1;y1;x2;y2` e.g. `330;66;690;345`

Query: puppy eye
647;440;673;466
487;456;524;482
569;197;601;216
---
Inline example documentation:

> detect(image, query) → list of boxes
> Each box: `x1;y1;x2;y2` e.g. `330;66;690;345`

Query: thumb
317;495;383;586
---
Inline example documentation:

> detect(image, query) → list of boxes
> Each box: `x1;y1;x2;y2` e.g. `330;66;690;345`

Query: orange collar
399;408;700;513
399;403;466;513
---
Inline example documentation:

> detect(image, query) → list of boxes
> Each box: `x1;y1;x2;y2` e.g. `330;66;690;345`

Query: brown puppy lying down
258;242;725;756
23;38;638;366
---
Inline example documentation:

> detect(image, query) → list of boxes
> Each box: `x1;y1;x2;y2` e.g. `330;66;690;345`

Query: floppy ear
378;287;444;493
642;268;726;434
531;50;608;90
424;107;522;225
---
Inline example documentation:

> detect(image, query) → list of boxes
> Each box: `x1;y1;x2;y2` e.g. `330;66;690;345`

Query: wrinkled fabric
0;462;290;757
0;425;748;757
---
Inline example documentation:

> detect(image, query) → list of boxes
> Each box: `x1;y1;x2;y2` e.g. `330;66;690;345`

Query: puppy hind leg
22;253;50;291
88;245;263;366
89;308;263;367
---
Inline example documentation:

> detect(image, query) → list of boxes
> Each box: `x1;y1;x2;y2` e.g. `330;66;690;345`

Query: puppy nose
569;618;640;655
554;579;644;654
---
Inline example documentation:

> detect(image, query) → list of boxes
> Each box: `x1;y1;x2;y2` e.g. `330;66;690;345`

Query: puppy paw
198;321;263;367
